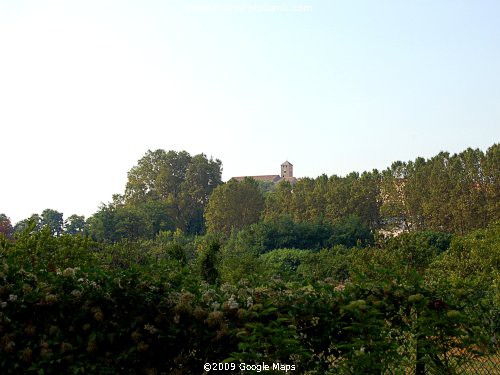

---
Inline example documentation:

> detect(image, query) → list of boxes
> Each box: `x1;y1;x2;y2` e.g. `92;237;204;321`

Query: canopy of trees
87;150;222;241
4;144;498;241
204;178;264;235
260;144;498;235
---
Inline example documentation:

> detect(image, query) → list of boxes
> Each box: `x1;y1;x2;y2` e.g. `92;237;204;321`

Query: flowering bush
0;227;497;373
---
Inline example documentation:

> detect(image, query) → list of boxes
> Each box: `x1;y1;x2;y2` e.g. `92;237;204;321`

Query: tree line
0;144;498;241
204;144;498;236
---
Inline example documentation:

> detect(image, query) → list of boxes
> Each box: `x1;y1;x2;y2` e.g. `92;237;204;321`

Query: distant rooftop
230;161;298;184
232;175;282;183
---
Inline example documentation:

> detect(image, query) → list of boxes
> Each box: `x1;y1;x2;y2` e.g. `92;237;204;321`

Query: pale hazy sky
1;0;499;224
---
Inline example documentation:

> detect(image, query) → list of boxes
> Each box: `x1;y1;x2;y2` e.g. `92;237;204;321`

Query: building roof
231;175;282;183
230;161;297;185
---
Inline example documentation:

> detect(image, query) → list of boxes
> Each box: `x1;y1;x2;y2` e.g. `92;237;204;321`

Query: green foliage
260;143;499;236
297;246;352;282
14;213;42;233
2;144;499;373
218;229;263;284
41;209;64;237
0;214;13;239
330;215;374;248
382;231;453;272
198;239;221;284
263;171;382;230
381;145;499;234
86;150;222;242
204;178;265;235
228;300;308;365
64;214;86;235
222;216;373;257
0;228;498;374
252;217;335;252
255;180;276;196
123;149;222;234
259;248;311;280
427;222;500;303
86;198;179;243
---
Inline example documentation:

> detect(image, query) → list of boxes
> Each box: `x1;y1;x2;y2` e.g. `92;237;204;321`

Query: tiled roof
230;175;299;184
232;175;281;183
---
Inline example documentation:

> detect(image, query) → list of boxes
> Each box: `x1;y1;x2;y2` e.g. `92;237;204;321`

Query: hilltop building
232;161;298;184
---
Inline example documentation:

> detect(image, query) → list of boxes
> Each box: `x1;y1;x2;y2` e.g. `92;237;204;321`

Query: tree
124;149;222;233
125;150;192;203
179;153;223;233
64;214;86;235
421;153;453;231
14;214;42;233
204;178;265;235
448;148;488;234
263;181;293;221
483;144;499;224
137;199;176;238
0;214;13;239
41;209;64;236
380;160;427;232
86;204;117;242
87;201;147;242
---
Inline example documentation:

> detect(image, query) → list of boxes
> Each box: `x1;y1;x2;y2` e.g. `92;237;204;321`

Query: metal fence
426;349;500;375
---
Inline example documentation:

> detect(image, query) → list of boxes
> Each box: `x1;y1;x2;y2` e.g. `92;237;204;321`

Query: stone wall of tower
281;162;293;178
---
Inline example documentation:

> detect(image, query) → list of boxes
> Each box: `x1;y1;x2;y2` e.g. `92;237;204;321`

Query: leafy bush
382;231;453;272
223;216;373;256
0;224;497;373
259;249;310;280
297;246;352;282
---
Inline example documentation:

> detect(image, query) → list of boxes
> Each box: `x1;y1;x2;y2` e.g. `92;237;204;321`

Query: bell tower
281;161;293;178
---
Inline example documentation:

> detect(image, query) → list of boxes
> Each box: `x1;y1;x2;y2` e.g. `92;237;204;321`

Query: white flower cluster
227;295;239;310
246;297;253;308
144;323;159;334
77;278;99;289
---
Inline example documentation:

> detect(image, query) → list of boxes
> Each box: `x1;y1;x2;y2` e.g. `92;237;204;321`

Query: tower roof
281;161;293;166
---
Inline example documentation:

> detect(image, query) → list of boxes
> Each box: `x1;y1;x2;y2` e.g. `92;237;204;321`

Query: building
231;161;298;184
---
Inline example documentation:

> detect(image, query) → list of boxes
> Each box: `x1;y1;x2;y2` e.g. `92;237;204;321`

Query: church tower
281;161;293;178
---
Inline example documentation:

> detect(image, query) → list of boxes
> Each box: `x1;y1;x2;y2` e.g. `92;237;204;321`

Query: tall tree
448;148;488;234
125;150;192;203
263;181;293;221
123;149;222;233
0;214;13;239
14;214;42;233
204;178;264;235
483;143;500;224
423;153;454;232
64;214;86;235
41;209;64;236
179;154;223;233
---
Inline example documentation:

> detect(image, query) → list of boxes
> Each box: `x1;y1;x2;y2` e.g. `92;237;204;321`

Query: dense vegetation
0;144;499;373
1;144;497;241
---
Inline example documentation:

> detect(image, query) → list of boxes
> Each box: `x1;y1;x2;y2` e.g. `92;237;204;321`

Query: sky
1;0;499;224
